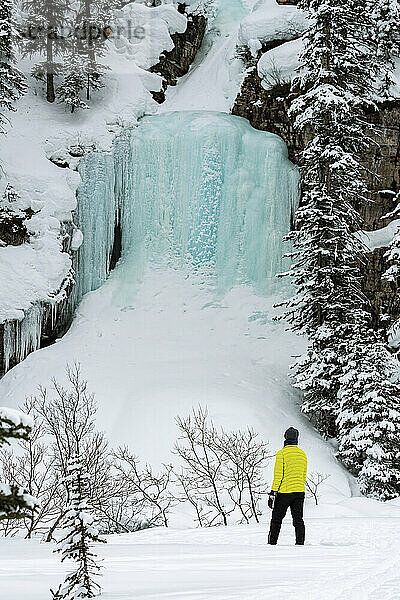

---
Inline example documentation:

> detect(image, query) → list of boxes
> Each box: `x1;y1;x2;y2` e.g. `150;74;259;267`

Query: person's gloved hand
268;491;277;509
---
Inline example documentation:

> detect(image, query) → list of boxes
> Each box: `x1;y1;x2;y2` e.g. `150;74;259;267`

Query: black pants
268;492;305;545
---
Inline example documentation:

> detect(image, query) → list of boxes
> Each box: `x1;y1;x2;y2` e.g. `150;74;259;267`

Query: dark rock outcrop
0;213;32;246
150;5;207;103
0;185;35;247
233;77;300;160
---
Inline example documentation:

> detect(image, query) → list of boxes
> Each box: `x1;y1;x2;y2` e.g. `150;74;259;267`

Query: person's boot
294;520;305;545
267;521;281;545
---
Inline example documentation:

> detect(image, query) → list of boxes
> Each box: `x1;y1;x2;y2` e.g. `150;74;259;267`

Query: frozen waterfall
75;111;299;304
2;112;298;373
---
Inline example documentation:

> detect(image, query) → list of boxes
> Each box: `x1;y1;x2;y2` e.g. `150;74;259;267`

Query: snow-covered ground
2;503;400;600
0;265;341;476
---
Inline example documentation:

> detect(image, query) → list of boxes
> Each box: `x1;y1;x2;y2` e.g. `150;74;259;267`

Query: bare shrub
173;408;271;527
306;472;330;505
216;428;272;524
174;407;232;526
113;447;176;528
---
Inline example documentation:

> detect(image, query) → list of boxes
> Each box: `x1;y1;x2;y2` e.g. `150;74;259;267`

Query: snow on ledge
0;406;33;429
357;219;400;252
238;0;308;48
112;3;187;70
258;37;303;91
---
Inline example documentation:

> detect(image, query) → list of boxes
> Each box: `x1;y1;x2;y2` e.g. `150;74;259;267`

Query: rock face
150;5;207;103
233;76;299;160
0;213;31;246
233;68;400;331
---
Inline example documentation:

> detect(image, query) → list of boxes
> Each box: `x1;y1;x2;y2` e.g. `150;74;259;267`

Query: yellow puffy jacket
271;444;307;493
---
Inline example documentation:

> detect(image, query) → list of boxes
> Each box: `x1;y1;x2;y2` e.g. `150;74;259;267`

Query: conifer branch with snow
0;0;26;133
0;406;38;521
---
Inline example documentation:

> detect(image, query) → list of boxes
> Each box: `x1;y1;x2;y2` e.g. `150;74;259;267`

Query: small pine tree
52;455;106;599
0;183;32;246
57;52;89;113
338;332;400;500
0;0;26;132
0;406;36;520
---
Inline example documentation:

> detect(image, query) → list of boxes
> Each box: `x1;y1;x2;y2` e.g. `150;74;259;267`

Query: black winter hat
284;427;299;444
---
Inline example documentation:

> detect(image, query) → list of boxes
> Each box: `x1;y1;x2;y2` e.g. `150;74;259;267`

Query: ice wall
75;111;298;302
113;111;299;297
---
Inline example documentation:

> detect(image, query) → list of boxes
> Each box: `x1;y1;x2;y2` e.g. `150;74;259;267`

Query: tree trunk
46;36;55;103
85;0;96;100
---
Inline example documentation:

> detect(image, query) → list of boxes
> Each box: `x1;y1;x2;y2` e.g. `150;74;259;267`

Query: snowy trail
2;514;400;600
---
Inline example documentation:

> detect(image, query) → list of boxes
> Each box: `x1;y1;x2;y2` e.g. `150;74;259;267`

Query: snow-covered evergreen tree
75;0;113;101
21;0;69;102
279;0;376;436
52;455;105;599
0;406;36;521
338;331;400;500
290;329;346;438
57;51;89;113
0;0;26;133
367;0;400;97
384;225;400;286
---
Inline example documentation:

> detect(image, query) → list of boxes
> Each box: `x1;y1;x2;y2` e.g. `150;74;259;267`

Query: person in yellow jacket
267;427;307;545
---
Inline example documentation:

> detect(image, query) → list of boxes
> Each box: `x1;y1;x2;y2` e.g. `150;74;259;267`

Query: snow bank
358;219;400;251
0;406;33;428
112;3;187;69
258;37;303;91
238;0;308;48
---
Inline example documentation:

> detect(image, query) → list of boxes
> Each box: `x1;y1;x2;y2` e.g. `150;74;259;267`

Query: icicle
3;321;14;374
3;304;43;372
17;304;42;363
72;151;117;306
